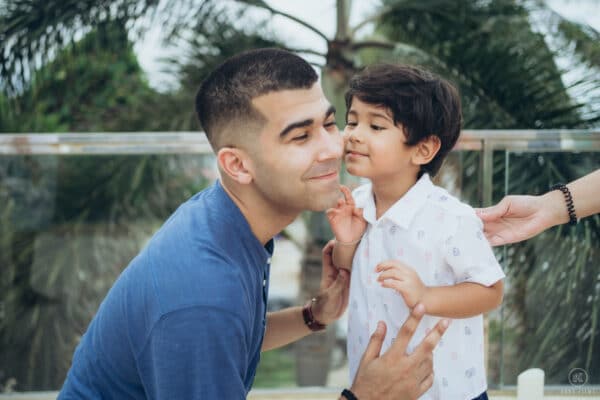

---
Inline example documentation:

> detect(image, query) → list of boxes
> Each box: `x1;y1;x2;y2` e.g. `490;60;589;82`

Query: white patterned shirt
347;174;505;400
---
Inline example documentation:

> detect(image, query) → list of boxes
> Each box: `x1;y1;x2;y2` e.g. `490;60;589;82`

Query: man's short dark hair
195;48;319;150
345;64;462;177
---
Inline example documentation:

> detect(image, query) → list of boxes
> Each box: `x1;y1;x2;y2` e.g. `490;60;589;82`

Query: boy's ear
411;135;441;166
216;147;254;185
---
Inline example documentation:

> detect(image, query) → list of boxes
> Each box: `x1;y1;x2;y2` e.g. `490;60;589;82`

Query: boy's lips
345;149;368;157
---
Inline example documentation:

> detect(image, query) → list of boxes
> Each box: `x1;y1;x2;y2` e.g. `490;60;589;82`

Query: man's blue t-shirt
59;180;273;399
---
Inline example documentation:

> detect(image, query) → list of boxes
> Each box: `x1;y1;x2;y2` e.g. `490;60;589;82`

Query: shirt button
267;257;272;264
263;279;267;287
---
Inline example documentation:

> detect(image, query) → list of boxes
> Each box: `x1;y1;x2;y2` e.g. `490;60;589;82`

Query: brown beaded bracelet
550;183;578;226
302;298;326;332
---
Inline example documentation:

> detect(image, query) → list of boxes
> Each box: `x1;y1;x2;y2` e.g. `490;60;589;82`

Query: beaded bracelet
550;183;578;226
341;388;359;400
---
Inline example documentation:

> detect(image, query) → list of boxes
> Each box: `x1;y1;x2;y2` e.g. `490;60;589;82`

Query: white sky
134;0;600;91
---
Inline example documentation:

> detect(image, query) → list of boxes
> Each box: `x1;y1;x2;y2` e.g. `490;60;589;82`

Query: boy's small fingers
341;185;356;206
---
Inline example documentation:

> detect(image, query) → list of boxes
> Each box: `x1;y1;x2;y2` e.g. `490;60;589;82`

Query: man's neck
220;180;298;245
371;174;418;220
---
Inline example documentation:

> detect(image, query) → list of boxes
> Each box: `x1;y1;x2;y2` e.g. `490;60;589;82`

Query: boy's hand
326;185;367;243
376;261;427;308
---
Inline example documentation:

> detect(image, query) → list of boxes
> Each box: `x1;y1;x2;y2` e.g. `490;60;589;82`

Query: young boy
327;64;505;400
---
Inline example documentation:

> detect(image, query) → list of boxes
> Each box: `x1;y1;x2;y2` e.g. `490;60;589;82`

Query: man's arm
263;241;350;351
262;307;311;351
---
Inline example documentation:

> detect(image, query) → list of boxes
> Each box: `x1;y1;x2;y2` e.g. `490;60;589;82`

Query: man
59;48;448;399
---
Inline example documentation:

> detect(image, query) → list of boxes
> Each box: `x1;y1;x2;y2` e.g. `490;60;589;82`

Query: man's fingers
413;318;449;357
323;239;336;255
419;372;435;395
329;268;349;293
321;239;337;286
387;303;426;357
359;321;387;364
416;352;433;377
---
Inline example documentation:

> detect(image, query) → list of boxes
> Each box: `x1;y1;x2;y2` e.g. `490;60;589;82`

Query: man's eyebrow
279;105;337;138
325;105;336;119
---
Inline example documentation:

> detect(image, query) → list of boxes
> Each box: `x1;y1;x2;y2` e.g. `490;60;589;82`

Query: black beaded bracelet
341;388;359;400
550;183;578;226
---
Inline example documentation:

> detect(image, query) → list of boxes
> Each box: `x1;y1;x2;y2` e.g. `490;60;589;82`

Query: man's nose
316;128;344;161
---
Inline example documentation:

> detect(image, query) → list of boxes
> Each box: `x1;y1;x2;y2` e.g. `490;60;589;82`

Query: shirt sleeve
443;214;505;287
137;305;249;400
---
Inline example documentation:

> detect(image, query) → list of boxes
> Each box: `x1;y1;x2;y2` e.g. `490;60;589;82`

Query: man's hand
312;240;350;325
326;186;367;244
349;304;449;400
376;261;426;308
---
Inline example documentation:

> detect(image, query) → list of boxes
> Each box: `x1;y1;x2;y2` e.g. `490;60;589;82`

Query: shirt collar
362;174;434;229
214;179;274;260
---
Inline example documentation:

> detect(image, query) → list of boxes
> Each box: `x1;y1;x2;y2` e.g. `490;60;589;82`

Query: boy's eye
371;124;385;131
324;121;337;129
346;122;357;127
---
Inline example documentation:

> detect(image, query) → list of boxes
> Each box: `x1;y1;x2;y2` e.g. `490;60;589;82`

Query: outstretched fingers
385;303;426;359
412;317;449;358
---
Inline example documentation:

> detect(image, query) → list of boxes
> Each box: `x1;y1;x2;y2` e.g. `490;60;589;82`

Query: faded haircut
195;48;319;150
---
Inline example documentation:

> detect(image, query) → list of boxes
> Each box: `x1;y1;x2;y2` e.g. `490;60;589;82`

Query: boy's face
248;82;344;213
344;97;420;182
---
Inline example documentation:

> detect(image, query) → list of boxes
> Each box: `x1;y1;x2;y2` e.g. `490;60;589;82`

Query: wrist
341;388;360;400
420;286;433;312
542;190;570;227
302;297;327;332
335;236;362;246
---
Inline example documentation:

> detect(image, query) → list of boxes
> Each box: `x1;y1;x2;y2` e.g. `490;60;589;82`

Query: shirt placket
367;221;386;335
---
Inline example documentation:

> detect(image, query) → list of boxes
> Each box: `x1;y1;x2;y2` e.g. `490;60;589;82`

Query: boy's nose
348;131;362;143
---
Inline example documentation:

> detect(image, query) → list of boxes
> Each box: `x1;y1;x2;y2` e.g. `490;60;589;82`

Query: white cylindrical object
517;368;545;400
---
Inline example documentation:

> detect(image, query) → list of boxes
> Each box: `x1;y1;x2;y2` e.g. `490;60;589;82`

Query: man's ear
217;147;254;184
411;135;441;166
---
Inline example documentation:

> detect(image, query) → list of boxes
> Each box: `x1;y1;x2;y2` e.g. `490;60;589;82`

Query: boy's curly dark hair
345;64;462;177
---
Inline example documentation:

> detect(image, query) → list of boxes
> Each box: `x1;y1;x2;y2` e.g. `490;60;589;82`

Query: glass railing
0;130;598;396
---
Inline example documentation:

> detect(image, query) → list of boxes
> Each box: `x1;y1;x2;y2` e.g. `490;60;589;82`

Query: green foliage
377;0;590;129
0;21;212;390
1;0;600;391
253;348;296;388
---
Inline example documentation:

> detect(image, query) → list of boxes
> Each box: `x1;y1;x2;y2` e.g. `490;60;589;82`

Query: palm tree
2;0;600;389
